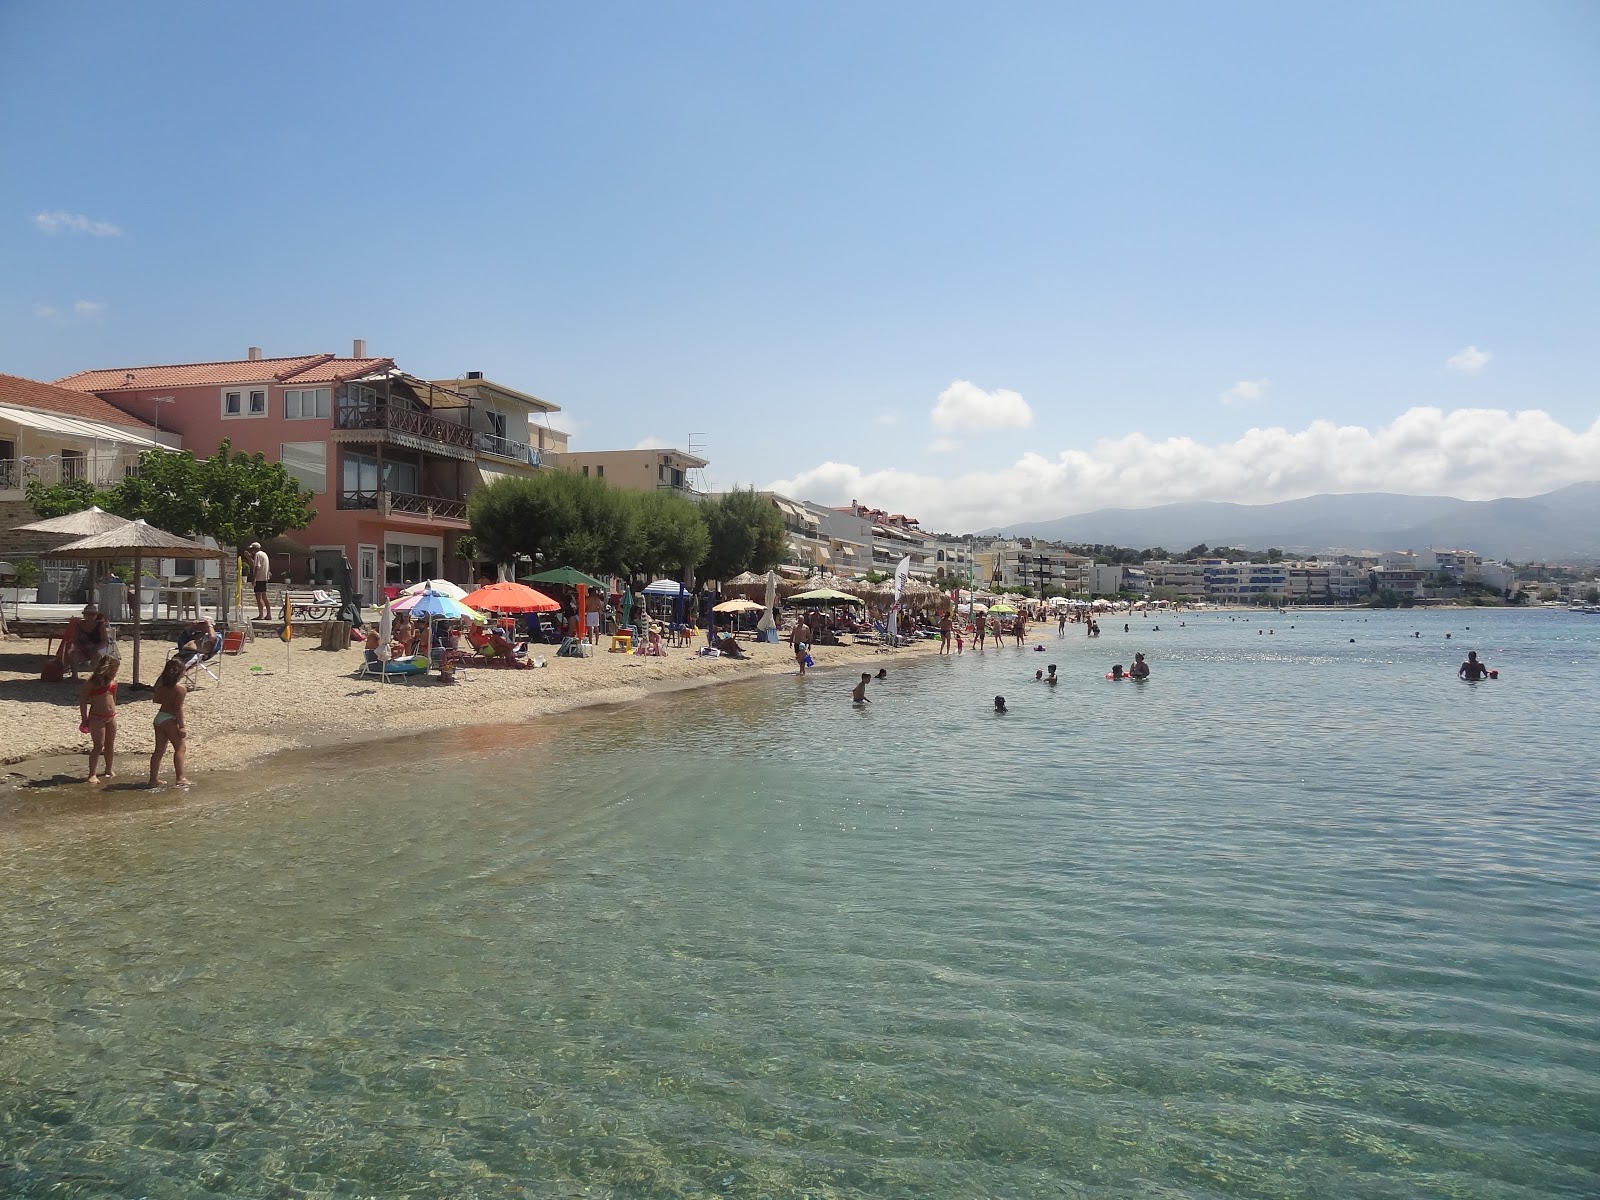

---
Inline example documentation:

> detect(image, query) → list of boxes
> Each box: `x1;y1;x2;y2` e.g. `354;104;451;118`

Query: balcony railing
337;488;468;522
475;432;542;466
334;396;475;453
0;454;143;492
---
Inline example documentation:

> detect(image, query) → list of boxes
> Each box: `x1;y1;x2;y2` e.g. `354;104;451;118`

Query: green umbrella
520;566;609;590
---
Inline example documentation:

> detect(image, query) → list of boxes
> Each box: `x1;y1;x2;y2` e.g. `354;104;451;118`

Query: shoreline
0;633;939;811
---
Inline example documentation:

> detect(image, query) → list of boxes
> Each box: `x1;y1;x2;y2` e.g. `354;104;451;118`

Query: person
1013;615;1026;647
1110;663;1125;680
249;541;271;621
64;603;111;677
973;618;986;650
1035;668;1044;681
851;672;871;703
1046;664;1058;685
148;656;190;788
1124;622;1129;633
939;612;952;655
713;633;746;658
585;592;601;645
176;616;218;659
993;695;1007;713
1129;652;1150;680
79;655;120;783
1459;650;1490;681
791;613;811;675
640;627;668;657
875;668;887;680
1057;610;1066;635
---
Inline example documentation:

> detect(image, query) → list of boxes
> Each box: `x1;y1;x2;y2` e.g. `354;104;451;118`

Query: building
1143;560;1207;600
431;372;568;469
1089;563;1126;596
929;538;972;584
835;502;933;576
1370;565;1425;599
1285;563;1331;603
1203;561;1288;602
558;447;707;498
977;539;1093;594
0;373;177;558
57;346;481;602
1326;560;1369;601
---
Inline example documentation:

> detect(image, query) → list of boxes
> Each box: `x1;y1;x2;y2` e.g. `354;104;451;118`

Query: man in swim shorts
791;615;811;676
851;673;870;703
1458;650;1490;681
249;542;271;620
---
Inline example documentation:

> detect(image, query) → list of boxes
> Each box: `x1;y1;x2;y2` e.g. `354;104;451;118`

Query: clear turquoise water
2;609;1597;1199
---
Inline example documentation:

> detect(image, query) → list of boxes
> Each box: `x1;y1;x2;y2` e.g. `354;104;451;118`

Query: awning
477;463;518;487
0;403;163;448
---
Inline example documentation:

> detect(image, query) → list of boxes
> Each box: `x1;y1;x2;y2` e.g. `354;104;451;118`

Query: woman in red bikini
78;655;120;783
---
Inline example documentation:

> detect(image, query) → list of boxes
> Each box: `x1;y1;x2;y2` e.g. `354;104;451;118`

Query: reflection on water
2;610;1598;1197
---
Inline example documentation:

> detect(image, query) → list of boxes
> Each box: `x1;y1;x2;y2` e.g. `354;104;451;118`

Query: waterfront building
56;345;483;600
558;447;707;498
1142;560;1208;600
1203;560;1289;602
835;502;934;577
977;539;1093;594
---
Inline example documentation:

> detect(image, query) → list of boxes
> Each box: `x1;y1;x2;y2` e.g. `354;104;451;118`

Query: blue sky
3;2;1596;529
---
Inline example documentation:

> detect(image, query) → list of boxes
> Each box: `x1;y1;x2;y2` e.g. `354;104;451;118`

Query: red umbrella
460;581;561;613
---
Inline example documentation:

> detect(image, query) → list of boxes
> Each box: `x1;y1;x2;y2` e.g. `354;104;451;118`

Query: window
281;442;327;493
485;410;507;439
385;541;439;588
596;464;604;478
285;388;331;420
222;386;269;418
581;465;589;477
342;452;417;496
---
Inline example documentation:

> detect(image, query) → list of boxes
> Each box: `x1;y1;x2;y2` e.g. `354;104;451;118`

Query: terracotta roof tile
0;373;156;429
54;355;395;392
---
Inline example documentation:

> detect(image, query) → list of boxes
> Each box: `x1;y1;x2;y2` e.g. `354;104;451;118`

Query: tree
25;476;104;519
699;488;787;583
1185;544;1209;559
624;490;709;581
1583;587;1600;606
468;471;635;578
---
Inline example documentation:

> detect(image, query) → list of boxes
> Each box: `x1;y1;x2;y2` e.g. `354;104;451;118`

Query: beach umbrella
786;587;861;605
400;578;467;600
15;506;133;537
461;581;560;613
520;566;609;590
988;602;1018;615
377;597;394;682
756;569;777;633
620;583;634;628
48;520;224;687
642;578;690;597
713;597;764;613
389;588;487;622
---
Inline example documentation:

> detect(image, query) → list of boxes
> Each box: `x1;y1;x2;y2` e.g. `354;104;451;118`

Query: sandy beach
0;630;937;789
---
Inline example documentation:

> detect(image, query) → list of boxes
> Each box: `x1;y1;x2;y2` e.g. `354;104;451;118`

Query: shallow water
2;609;1597;1198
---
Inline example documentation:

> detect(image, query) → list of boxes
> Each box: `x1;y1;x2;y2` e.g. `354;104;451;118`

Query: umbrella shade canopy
723;571;765;586
50;519;224;561
712;597;764;613
461;581;561;613
787;587;862;605
16;506;134;537
521;566;609;590
642;579;691;597
401;578;467;600
389;589;487;621
987;603;1018;614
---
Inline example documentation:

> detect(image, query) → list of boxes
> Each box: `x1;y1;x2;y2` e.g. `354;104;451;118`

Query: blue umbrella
394;587;481;622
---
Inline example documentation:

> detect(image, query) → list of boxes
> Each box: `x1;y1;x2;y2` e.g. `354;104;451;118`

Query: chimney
353;338;367;359
247;346;262;361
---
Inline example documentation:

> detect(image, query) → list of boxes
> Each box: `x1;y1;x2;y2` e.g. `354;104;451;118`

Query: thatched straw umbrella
50;520;225;687
15;506;134;537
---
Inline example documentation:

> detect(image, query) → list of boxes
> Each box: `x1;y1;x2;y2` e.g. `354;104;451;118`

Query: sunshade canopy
15;506;133;537
401;578;467;599
787;588;862;604
461;581;561;613
49;519;224;560
642;579;691;597
988;603;1017;614
521;566;609;589
389;587;483;621
712;597;764;613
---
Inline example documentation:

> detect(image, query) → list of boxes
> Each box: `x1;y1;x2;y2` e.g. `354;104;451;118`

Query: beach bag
803;654;814;667
40;657;64;682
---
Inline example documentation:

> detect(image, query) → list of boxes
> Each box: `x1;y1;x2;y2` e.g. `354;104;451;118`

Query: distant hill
980;483;1600;562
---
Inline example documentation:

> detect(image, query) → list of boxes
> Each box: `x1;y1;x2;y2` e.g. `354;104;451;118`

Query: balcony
475;432;542;467
337;487;469;526
1;453;142;495
332;396;476;461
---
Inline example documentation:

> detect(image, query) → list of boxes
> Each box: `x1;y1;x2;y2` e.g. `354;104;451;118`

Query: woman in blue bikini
148;657;190;788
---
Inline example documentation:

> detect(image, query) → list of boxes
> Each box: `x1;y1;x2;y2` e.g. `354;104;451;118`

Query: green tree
468;471;635;577
625;490;709;581
1583;586;1600;606
699;488;787;582
25;476;106;519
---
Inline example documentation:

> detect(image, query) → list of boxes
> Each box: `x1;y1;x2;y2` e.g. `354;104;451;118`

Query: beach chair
175;633;224;687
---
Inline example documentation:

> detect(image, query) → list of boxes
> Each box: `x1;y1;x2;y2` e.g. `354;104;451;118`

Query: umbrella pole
132;548;143;687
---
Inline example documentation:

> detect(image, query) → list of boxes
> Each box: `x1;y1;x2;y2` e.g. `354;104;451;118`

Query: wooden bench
280;590;339;620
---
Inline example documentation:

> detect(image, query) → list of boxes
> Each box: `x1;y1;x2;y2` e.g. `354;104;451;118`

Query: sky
2;1;1597;532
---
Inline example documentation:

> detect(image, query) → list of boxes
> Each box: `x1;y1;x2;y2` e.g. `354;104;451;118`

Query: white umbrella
376;597;394;682
757;569;778;632
401;578;466;600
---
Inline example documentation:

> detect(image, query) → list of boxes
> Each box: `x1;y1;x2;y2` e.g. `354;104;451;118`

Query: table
160;586;203;620
608;631;634;653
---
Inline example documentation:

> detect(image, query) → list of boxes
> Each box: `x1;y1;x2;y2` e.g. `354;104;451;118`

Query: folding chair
177;634;224;687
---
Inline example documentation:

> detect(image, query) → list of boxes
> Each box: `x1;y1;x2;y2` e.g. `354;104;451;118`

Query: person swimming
1046;664;1058;685
994;695;1007;712
1109;664;1125;680
1129;652;1149;680
1035;669;1044;680
875;668;887;680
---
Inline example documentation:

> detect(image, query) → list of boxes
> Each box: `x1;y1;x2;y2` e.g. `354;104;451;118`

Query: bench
280;590;339;620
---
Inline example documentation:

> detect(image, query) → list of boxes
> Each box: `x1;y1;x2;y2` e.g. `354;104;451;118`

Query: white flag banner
893;555;911;602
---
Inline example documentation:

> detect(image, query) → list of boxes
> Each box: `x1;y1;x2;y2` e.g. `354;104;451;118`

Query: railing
475;432;541;466
337;488;468;522
0;454;143;492
334;396;475;451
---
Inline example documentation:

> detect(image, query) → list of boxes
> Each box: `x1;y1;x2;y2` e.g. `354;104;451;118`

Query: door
357;544;378;605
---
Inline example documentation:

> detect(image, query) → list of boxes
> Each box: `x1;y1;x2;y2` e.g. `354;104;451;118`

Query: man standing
249;542;271;621
791;613;811;676
939;611;953;655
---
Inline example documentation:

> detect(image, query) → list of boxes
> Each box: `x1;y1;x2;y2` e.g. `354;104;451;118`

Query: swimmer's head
994;695;1006;711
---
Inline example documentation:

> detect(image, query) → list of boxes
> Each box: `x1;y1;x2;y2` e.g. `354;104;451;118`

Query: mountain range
980;482;1600;562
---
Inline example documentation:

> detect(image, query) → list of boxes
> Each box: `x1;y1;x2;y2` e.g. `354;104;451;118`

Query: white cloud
33;303;60;320
768;406;1600;532
1220;378;1269;407
72;299;106;318
1447;345;1491;373
34;210;122;237
873;411;900;426
631;436;664;450
34;299;105;322
930;379;1033;433
928;436;962;454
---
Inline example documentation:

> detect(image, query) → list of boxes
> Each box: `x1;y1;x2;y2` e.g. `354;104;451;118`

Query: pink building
55;347;492;602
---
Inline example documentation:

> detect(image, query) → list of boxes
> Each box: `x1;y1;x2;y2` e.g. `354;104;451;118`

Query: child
994;695;1007;712
78;655;120;783
851;673;871;704
148;657;190;788
1046;664;1058;685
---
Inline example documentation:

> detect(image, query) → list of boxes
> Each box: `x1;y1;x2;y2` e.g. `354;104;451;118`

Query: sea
1;608;1596;1199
